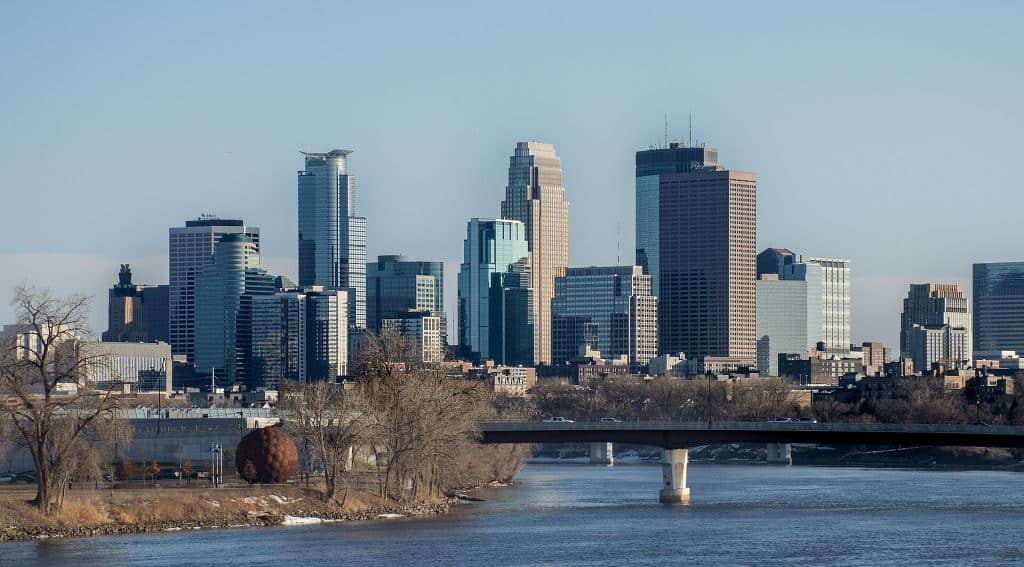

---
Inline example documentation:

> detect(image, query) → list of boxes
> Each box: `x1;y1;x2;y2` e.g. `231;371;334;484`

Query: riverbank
0;484;454;543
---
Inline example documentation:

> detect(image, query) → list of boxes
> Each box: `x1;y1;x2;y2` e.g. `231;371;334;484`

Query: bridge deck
479;421;1024;449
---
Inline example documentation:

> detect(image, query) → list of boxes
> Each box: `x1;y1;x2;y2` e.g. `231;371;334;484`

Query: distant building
756;273;807;376
551;265;657;371
482;366;538;397
488;258;535;366
854;342;891;375
636;143;756;362
900;283;971;370
500;141;569;365
381;311;443;363
298;149;367;329
169;216;260;363
457;218;531;365
250;287;349;388
778;352;862;386
102;264;169;343
649;352;687;376
973;262;1024;354
82;341;172;394
194;234;275;385
366;254;446;348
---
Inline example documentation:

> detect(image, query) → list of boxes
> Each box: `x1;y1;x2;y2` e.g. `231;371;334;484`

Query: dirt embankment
0;485;453;543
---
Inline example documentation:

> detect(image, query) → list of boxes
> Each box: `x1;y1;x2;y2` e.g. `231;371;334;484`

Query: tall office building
194;234;275;384
251;287;349;388
102;264;169;343
756;273;808;376
551;265;657;371
489;258;535;366
973;262;1024;355
381;311;443;363
457;218;531;364
757;248;851;355
366;255;446;349
636;143;756;361
500;141;569;365
298;150;367;329
900;283;970;355
169;216;260;362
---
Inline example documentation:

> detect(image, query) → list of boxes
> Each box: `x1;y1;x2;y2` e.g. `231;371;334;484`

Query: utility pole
706;370;713;428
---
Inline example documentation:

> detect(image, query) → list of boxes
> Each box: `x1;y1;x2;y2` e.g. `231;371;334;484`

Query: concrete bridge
479;421;1024;504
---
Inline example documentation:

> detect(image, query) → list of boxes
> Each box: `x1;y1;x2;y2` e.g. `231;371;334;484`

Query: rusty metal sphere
235;427;300;484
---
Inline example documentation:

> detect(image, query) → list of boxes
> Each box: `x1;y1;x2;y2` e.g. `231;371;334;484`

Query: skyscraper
551;265;658;371
169;216;260;363
756;273;808;376
636;143;756;361
102;264;169;343
298;149;367;329
903;280;971;372
973;262;1024;355
194;234;275;384
251;287;349;388
457;218;530;364
500;141;569;365
366;255;446;348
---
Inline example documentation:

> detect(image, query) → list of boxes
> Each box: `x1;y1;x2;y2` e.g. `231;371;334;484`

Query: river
5;464;1024;566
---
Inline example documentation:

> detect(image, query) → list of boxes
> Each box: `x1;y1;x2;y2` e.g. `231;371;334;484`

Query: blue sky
1;1;1022;350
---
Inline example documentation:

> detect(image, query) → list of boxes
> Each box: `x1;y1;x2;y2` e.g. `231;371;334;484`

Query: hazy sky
2;1;1022;350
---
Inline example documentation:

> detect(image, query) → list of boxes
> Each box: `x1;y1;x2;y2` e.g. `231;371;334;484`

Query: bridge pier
766;443;792;465
659;448;690;504
589;442;614;465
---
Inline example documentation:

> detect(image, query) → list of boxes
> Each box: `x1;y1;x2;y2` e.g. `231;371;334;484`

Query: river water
5;464;1024;566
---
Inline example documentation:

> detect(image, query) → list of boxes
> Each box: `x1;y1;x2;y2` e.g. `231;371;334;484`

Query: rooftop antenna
617;220;622;265
663;113;668;148
688;113;693;147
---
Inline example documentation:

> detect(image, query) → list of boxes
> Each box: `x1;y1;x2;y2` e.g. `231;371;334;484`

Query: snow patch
377;513;405;519
282;515;324;525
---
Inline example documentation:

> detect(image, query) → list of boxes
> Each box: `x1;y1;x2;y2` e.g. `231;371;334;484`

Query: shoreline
0;489;458;544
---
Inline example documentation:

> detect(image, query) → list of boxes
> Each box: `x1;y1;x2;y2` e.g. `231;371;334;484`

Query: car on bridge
600;417;622;423
542;416;575;423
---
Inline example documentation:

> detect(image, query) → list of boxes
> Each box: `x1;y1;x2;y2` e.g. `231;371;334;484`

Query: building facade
250;287;349;388
900;283;971;369
102;264;169;343
169;216;260;363
194;234;275;384
755;274;808;376
381;311;443;363
298;150;367;329
500;141;569;365
457;218;531;364
82;341;172;394
636;144;756;361
973;262;1024;355
551;265;657;371
366;255;446;349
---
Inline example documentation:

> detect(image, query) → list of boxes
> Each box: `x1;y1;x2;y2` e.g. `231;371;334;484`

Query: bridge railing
479;420;1024;436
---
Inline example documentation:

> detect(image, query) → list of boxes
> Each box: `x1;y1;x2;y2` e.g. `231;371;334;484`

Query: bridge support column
766;443;792;465
659;449;690;504
589;442;614;465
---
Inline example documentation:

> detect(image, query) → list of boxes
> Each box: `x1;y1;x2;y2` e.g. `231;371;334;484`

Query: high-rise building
905;324;971;372
250;287;349;388
636;143;756;361
457;218;531;364
757;248;851;355
298;150;367;329
489;258;535;366
169;216;260;363
551;265;657;371
381;311;443;363
756;273;808;376
900;283;970;353
194;234;275;384
500;141;569;365
366;255;446;349
973;262;1024;355
102;264;169;343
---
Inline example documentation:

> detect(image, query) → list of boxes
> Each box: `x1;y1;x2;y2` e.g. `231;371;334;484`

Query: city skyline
2;2;1023;351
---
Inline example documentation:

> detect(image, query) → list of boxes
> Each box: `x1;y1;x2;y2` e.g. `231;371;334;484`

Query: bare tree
0;287;129;513
279;379;366;503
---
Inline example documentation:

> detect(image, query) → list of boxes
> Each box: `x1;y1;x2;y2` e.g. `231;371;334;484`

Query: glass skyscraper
457;218;531;364
366;255;446;347
298;150;367;329
194;234;275;384
973;262;1024;354
169;216;260;363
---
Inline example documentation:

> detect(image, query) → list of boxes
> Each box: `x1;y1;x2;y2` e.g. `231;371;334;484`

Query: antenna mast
663;113;668;148
617;220;622;265
688;113;693;147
